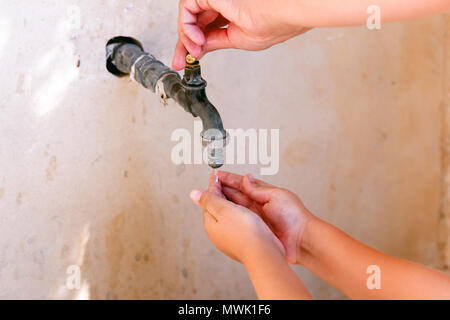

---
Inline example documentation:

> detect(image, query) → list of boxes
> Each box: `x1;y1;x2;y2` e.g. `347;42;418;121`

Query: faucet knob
182;54;206;89
186;54;197;65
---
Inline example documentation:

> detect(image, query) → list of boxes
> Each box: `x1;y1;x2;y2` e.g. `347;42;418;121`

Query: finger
218;171;244;189
208;172;225;199
192;190;219;222
202;14;229;31
202;208;218;224
222;186;265;219
172;39;188;70
222;186;252;207
241;174;275;204
190;189;205;206
180;3;205;46
222;186;275;238
190;189;233;220
201;27;234;55
178;2;203;58
198;10;219;28
180;32;203;58
183;24;206;46
200;191;232;219
186;0;232;16
183;24;206;47
180;0;235;58
218;171;273;190
206;15;230;30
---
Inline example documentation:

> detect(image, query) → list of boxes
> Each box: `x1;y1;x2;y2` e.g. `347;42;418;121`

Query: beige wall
0;1;448;299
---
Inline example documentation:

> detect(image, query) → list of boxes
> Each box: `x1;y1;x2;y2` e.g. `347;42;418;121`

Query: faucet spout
106;36;228;168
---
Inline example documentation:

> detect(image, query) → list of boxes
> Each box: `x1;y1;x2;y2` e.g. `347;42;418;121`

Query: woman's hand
190;173;285;264
172;0;310;70
217;171;315;264
173;0;450;70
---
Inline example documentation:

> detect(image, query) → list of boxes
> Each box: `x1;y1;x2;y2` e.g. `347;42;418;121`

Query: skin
191;171;450;299
191;174;312;299
173;0;450;70
182;0;450;299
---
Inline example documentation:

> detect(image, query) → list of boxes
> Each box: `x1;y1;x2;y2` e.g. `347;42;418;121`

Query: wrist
280;0;311;29
296;215;327;264
242;241;312;300
242;242;285;269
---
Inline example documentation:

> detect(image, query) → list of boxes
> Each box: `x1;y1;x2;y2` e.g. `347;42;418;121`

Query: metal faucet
106;36;227;168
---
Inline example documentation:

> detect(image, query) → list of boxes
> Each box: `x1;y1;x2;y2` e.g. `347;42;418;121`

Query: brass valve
186;54;197;65
182;53;205;89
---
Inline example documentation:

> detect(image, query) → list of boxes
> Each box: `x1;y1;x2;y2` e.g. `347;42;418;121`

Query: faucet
106;36;228;168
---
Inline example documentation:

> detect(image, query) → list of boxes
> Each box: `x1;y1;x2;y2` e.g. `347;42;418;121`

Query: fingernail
247;174;255;183
190;190;203;204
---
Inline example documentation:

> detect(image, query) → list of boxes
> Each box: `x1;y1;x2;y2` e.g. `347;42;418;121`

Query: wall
0;1;448;299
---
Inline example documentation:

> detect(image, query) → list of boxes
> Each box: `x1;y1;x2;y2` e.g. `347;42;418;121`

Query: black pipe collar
106;36;144;77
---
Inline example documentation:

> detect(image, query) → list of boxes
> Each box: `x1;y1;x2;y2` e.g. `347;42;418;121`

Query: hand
190;173;285;264
217;171;315;264
172;0;310;70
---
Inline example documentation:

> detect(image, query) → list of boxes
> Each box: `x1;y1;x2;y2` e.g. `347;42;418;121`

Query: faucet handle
186;54;197;65
182;54;206;89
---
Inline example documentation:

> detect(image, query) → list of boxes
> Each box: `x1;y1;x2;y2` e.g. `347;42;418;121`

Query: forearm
244;248;312;300
301;218;450;299
285;0;450;27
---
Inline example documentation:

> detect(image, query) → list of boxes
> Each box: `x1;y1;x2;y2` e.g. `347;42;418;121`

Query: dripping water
212;168;219;183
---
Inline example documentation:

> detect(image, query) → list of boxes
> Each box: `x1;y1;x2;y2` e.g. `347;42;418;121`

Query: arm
173;0;450;69
218;171;450;300
190;173;312;299
244;248;312;300
290;0;450;27
301;217;450;299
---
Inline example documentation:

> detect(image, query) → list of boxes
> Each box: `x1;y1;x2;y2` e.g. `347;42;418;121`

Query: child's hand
190;173;285;264
217;171;315;264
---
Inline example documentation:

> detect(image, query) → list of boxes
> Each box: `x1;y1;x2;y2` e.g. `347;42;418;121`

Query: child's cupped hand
190;173;285;264
190;171;316;265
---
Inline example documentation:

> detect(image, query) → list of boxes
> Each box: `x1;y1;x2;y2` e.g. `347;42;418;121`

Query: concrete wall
0;1;448;299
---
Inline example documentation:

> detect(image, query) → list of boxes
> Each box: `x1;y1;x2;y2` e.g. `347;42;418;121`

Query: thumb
241;174;274;204
190;189;232;219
